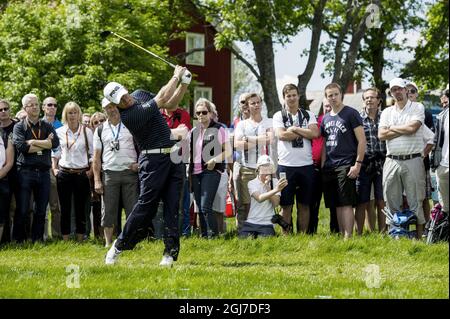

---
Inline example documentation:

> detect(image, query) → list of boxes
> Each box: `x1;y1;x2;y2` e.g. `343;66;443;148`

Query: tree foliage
197;0;309;116
401;0;449;91
0;0;189;115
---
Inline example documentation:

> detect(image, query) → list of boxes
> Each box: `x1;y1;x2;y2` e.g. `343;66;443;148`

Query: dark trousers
0;179;9;225
192;170;222;238
308;165;339;234
57;171;90;236
13;168;50;242
116;154;183;260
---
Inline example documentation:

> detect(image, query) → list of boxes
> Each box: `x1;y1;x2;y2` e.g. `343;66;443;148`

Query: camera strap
108;121;121;142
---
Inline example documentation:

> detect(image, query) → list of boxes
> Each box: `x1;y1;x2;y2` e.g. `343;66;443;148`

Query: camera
271;214;291;232
291;137;303;148
110;140;120;151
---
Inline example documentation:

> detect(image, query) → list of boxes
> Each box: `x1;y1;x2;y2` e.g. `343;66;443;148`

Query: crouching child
239;155;288;238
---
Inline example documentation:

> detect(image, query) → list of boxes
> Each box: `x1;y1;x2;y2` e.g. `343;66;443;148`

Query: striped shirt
379;101;425;156
360;109;386;158
119;90;175;151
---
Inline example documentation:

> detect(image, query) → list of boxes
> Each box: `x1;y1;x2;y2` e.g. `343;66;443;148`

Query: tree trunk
338;16;368;94
252;35;281;117
297;0;327;109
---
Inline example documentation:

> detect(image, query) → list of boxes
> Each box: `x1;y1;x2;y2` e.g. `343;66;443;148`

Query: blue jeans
0;178;9;225
14;167;50;242
181;178;191;236
192;170;221;237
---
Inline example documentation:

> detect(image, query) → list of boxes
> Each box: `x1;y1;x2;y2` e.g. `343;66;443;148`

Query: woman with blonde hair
190;98;232;237
52;102;93;241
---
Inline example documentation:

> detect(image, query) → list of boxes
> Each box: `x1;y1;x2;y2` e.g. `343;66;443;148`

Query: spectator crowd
0;77;448;249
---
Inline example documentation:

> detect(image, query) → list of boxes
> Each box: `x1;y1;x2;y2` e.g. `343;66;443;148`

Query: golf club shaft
110;31;176;68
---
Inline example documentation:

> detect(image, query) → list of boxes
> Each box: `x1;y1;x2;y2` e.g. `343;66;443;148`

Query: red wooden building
168;6;233;126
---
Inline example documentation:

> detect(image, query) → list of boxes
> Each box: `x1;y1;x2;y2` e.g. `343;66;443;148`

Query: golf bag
425;203;449;244
382;208;417;239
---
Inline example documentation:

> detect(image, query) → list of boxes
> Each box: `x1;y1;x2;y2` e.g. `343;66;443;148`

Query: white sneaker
159;255;174;267
105;240;121;265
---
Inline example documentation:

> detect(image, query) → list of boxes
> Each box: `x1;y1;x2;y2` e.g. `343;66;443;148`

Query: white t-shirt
379;101;425;156
0;136;5;168
423;125;435;146
273;109;317;167
234;118;274;169
93;120;138;171
246;177;280;225
441;110;449;168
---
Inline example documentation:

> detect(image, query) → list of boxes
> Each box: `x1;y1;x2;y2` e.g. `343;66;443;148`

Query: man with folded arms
379;78;426;238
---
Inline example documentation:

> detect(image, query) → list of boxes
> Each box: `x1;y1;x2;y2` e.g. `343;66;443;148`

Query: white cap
256;155;274;169
406;81;418;91
389;78;406;90
101;97;111;108
103;82;128;104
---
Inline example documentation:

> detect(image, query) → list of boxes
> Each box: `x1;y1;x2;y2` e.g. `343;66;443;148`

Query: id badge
37;151;43;156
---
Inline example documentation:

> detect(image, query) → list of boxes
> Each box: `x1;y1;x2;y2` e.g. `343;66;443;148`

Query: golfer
104;65;191;266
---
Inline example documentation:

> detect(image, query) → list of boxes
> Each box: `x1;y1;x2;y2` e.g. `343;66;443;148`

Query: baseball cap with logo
389;78;406;90
103;82;128;104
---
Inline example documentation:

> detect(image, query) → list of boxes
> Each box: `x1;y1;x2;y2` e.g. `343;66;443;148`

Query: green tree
197;0;308;116
402;0;449;91
0;0;188;115
356;0;424;100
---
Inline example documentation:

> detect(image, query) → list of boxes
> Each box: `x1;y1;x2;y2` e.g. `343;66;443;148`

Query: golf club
101;30;176;68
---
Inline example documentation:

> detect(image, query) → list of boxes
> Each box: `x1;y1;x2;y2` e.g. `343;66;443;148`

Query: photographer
273;84;319;234
238;155;287;238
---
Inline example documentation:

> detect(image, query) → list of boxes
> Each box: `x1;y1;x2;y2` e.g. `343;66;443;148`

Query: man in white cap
104;65;191;266
93;98;139;248
379;77;427;237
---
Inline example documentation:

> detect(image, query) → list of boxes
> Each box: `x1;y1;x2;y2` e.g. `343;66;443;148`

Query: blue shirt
42;117;63;129
320;106;363;169
119;90;175;150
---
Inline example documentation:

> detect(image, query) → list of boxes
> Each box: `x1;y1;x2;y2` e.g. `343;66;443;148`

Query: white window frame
194;87;213;105
186;32;205;66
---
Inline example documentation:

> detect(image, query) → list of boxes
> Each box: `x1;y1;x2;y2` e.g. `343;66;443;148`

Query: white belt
141;147;174;154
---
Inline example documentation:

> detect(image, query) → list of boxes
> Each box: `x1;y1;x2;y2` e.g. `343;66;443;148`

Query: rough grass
0;231;448;299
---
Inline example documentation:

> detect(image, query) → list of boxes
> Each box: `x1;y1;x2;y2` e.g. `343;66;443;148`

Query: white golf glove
181;70;192;85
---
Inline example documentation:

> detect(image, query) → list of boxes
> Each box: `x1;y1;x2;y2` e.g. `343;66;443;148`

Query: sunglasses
408;89;417;94
0;107;9;112
196;111;208;116
93;119;106;125
240;100;246;104
46;103;57;107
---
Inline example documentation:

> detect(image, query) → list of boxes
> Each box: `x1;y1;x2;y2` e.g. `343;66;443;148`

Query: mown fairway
0;229;448;298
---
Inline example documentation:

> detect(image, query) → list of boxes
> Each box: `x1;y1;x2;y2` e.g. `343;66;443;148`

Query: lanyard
66;125;81;151
109;122;121;141
27;120;41;139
